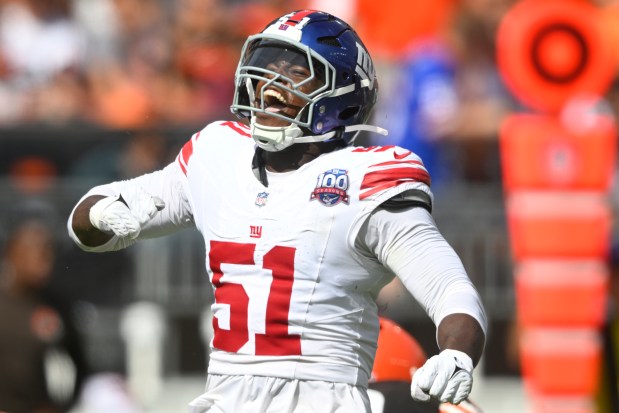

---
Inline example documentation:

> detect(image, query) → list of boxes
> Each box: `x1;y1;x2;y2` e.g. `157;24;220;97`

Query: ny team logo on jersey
249;225;263;238
310;169;350;206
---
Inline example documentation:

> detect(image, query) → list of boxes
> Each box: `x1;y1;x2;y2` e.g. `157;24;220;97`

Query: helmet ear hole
339;106;359;120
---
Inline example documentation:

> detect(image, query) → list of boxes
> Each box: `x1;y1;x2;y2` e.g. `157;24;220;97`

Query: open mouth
260;89;288;113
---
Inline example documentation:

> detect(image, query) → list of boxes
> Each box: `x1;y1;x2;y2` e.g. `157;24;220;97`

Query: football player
67;10;487;413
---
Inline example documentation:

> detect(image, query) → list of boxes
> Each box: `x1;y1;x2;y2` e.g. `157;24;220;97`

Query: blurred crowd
1;0;619;136
0;0;531;187
4;0;617;187
0;0;521;131
0;0;311;129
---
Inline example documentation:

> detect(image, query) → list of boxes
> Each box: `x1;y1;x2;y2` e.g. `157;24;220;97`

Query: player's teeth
264;89;286;104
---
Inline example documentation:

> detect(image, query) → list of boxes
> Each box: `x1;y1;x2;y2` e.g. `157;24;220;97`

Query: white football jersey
175;121;432;386
71;120;434;387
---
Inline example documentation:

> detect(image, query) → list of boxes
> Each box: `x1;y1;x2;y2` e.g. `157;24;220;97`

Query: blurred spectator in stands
87;61;154;128
85;0;170;128
111;0;171;72
28;70;89;125
0;0;319;127
72;0;119;64
0;0;86;124
0;0;85;83
449;0;517;140
170;0;240;124
0;213;89;413
372;38;460;186
369;0;518;186
172;0;228;46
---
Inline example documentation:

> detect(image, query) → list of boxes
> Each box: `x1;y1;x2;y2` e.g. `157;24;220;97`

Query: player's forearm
437;313;485;366
70;195;114;247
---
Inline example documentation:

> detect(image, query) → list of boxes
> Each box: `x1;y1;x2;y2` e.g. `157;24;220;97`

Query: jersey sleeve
357;206;488;336
358;147;433;211
126;160;195;237
67;160;194;252
347;146;434;250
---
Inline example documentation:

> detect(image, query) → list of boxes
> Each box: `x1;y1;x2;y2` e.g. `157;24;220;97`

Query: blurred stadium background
1;0;618;412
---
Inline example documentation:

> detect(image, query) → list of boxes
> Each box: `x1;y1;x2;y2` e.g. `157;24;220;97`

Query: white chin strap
250;118;304;152
250;117;389;152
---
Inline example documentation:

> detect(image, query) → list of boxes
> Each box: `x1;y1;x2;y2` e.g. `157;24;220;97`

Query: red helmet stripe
286;10;317;26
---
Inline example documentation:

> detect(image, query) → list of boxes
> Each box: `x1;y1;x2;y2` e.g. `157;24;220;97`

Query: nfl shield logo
255;191;269;207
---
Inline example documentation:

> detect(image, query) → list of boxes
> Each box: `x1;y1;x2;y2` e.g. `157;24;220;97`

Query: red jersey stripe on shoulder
370;159;424;168
177;139;194;176
177;155;187;175
360;179;423;200
362;167;431;189
221;121;251;138
360;167;431;200
177;132;200;175
352;145;395;153
181;138;194;165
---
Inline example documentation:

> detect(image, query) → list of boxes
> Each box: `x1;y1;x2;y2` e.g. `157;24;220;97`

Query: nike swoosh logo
394;150;412;160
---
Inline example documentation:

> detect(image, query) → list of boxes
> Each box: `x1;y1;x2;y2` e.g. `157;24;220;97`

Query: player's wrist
89;195;121;232
411;348;475;404
440;349;473;372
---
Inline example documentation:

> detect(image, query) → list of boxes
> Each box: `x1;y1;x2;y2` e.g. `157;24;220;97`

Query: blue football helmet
231;10;387;151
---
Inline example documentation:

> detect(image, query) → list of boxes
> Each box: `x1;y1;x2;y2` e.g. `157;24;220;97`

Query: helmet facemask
231;10;388;152
232;36;334;151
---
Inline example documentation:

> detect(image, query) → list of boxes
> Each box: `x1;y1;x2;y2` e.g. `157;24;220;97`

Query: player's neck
264;142;339;172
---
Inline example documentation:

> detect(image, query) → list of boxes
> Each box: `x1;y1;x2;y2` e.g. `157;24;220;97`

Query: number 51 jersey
177;121;433;387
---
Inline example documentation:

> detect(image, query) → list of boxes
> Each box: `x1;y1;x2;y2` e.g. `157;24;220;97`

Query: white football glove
411;349;473;404
89;187;165;239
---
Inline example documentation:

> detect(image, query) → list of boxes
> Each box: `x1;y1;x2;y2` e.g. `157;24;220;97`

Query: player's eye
289;66;310;79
